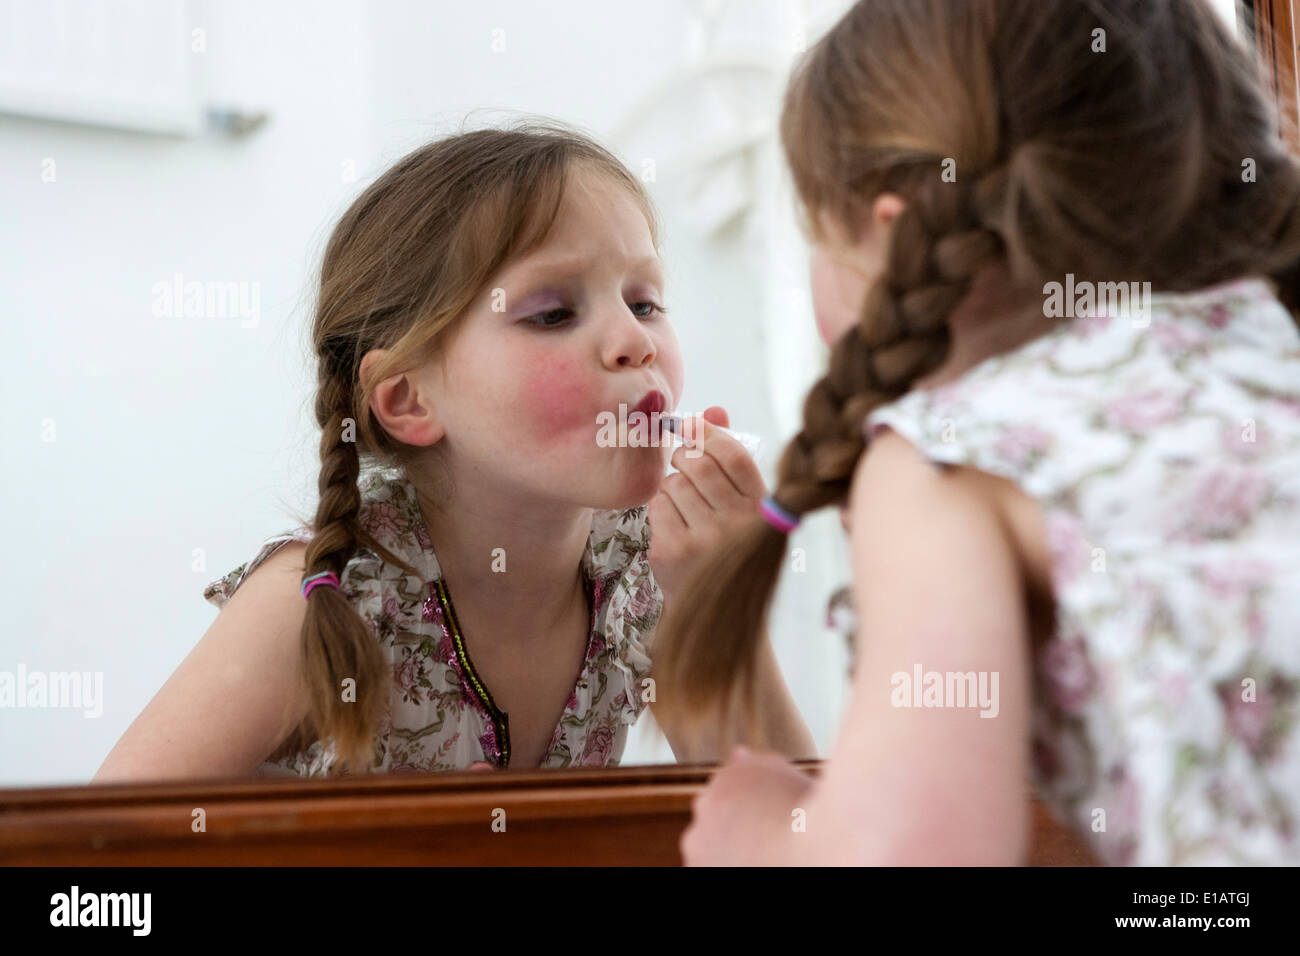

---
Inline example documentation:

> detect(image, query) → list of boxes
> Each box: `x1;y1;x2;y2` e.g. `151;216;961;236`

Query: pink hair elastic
301;571;340;599
758;496;800;534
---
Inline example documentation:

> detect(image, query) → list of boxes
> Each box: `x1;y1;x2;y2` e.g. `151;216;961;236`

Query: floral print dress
203;464;664;776
836;276;1300;865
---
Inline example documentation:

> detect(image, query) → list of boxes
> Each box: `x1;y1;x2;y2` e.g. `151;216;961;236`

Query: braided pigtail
653;169;1005;737
295;368;391;775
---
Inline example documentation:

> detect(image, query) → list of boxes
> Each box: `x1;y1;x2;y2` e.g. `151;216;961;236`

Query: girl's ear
361;349;446;447
871;192;906;231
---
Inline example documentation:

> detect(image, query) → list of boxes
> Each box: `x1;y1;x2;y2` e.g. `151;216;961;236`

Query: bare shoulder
845;425;1029;647
848;426;990;519
92;541;314;783
849;427;1052;598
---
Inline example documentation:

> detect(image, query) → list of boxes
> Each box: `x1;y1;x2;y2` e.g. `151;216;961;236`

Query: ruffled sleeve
203;526;316;610
825;583;857;672
586;505;663;726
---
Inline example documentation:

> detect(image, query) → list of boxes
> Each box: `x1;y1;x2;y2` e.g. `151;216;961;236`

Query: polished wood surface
0;762;1096;865
1253;0;1300;153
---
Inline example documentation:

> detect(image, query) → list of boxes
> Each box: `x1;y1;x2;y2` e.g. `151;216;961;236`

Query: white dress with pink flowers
858;276;1300;865
203;465;663;775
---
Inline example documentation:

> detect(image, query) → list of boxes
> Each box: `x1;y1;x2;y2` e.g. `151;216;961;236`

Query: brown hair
281;120;659;773
651;0;1300;734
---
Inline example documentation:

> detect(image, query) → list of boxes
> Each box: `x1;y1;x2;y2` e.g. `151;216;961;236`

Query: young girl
94;123;815;781
656;0;1300;865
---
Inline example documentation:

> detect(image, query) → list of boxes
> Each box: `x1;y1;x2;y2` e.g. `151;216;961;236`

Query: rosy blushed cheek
657;340;685;410
813;303;837;347
811;285;848;347
809;255;841;346
517;356;600;436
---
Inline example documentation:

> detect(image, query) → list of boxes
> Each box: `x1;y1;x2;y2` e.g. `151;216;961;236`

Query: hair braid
296;371;390;774
776;170;1004;515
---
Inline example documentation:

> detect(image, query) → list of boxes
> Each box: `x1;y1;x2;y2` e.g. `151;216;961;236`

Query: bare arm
92;542;313;784
801;429;1033;864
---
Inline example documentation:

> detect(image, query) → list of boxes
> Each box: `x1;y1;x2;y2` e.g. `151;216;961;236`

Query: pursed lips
630;388;667;418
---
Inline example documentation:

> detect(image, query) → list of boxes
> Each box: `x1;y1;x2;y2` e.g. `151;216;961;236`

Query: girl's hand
647;406;767;602
680;746;816;866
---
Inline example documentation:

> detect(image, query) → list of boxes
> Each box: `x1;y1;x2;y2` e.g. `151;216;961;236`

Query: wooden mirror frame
0;762;1096;865
1249;0;1300;152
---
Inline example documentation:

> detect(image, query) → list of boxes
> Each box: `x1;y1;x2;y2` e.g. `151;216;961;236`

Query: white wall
0;0;854;785
1209;0;1241;35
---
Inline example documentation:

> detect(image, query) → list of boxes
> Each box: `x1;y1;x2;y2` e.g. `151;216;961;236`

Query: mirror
1;0;1280;801
3;0;864;789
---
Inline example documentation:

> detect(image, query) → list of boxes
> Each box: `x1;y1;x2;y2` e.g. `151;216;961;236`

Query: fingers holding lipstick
656;472;711;536
672;415;767;502
665;449;744;519
648;409;769;599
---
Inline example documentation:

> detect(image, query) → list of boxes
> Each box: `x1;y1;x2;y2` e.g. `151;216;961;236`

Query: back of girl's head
293;121;656;773
653;0;1300;734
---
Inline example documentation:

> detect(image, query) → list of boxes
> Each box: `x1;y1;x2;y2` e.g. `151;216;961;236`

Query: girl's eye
630;301;668;319
523;302;667;327
524;308;574;328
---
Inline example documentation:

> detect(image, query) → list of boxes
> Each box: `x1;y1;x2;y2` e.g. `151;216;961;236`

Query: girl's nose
603;307;657;368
